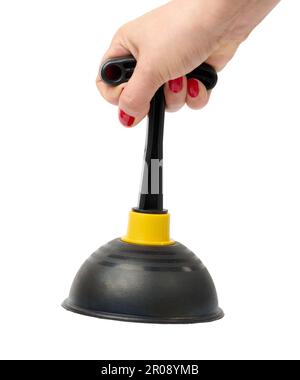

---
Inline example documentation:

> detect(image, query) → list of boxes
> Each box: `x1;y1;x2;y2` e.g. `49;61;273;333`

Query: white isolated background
0;0;299;360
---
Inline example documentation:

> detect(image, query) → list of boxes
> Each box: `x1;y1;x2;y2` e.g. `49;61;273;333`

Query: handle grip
100;56;218;213
101;56;218;90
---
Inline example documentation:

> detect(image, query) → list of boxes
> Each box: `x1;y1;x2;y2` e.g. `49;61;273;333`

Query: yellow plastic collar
122;211;174;246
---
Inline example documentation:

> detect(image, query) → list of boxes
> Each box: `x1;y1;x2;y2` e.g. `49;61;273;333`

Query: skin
96;0;280;127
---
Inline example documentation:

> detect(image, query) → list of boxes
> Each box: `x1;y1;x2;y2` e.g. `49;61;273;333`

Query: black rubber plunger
62;56;224;324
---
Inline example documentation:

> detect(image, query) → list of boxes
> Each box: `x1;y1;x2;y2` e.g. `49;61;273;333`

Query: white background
0;0;299;360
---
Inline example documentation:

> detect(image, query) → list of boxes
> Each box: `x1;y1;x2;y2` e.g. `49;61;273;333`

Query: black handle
101;56;218;90
100;56;218;213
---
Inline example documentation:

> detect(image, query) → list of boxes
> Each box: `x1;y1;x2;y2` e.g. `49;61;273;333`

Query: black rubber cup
63;239;224;324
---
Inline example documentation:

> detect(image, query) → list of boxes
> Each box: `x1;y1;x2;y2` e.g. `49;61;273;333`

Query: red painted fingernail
119;109;135;127
169;77;183;93
188;79;200;98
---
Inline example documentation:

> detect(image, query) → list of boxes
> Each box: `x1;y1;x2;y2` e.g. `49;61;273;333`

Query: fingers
117;59;163;127
186;79;210;110
97;53;163;127
164;77;187;112
96;75;125;106
97;47;211;127
164;77;210;112
97;72;211;125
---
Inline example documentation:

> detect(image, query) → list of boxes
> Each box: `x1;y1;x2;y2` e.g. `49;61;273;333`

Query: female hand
97;0;280;127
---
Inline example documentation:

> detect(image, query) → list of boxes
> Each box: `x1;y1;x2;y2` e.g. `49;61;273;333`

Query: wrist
182;0;280;43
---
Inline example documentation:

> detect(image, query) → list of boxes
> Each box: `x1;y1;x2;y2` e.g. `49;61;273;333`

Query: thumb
118;58;163;127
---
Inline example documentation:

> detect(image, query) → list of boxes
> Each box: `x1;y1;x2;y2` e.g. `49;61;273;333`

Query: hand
96;0;280;127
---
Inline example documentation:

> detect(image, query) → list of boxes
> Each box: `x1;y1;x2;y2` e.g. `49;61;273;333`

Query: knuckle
121;91;140;111
113;24;126;40
105;91;119;105
139;58;165;87
113;22;132;44
97;84;119;106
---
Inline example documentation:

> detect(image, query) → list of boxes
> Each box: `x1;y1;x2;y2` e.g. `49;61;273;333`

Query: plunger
62;56;224;324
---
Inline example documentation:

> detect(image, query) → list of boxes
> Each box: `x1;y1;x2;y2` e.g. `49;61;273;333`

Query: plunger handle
101;56;218;213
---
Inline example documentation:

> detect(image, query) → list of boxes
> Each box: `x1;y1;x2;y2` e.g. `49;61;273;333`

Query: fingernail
169;77;184;93
188;79;200;98
119;109;135;127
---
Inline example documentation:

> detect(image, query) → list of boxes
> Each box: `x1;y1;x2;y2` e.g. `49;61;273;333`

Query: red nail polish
119;109;135;127
169;77;183;93
188;79;200;98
